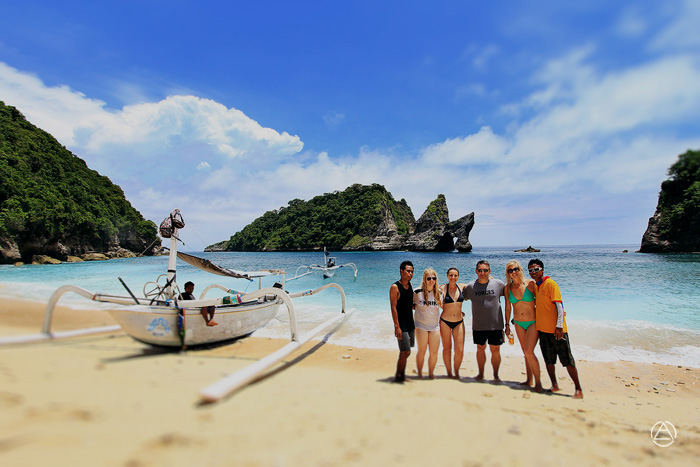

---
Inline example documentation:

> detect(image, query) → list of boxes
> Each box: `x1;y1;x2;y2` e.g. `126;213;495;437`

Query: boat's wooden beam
198;309;354;403
0;284;124;346
0;325;122;346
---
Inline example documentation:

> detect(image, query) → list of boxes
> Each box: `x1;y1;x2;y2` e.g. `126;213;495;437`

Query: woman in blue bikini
439;267;467;379
504;260;542;392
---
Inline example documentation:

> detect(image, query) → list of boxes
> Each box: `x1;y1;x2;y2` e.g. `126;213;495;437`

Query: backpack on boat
159;209;186;238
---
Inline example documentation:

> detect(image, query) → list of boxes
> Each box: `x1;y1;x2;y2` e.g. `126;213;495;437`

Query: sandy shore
1;298;699;466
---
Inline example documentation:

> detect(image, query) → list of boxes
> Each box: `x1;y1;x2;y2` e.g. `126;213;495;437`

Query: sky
1;1;700;250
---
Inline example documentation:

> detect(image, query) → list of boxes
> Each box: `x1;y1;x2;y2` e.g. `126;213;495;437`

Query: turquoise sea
1;245;699;368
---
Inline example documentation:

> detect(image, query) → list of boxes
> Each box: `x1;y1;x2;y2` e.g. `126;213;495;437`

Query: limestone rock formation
402;195;474;252
362;198;415;250
31;255;62;265
81;253;110;261
447;213;475;252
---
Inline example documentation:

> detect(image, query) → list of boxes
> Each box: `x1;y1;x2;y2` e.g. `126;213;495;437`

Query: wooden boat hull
106;299;281;347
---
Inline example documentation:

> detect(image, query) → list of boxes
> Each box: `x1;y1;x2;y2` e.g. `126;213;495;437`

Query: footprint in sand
0;392;23;409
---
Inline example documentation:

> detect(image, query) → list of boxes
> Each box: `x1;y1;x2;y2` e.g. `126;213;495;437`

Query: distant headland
206;184;474;252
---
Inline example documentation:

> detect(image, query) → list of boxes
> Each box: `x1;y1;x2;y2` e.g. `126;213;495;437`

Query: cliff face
0;102;159;263
400;195;473;251
356;198;413;250
639;149;700;253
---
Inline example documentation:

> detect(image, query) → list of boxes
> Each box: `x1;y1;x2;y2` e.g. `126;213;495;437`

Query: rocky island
207;185;474;252
0;102;159;264
639;149;700;253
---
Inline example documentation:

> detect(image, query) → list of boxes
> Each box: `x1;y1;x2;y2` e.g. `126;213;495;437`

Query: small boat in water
291;247;358;280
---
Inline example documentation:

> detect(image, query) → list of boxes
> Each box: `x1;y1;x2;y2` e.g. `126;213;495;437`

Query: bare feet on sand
573;389;583;399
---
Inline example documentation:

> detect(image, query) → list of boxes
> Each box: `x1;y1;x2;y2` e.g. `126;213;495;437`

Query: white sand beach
1;298;698;466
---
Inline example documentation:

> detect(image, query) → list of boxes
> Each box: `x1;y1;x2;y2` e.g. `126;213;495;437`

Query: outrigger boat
291;247;358;280
0;210;352;401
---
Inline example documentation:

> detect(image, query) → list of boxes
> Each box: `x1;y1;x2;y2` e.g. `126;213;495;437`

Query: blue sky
1;1;700;249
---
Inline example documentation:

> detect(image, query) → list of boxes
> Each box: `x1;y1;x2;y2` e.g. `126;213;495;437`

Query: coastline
1;298;699;465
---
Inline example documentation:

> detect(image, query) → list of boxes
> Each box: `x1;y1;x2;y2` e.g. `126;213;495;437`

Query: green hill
211;184;415;251
0;101;158;263
640;149;700;252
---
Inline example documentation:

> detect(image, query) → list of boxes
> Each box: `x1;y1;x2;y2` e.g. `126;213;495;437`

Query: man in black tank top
389;260;415;382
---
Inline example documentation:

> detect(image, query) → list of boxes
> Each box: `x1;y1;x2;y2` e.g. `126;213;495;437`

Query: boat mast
159;209;185;300
165;226;179;299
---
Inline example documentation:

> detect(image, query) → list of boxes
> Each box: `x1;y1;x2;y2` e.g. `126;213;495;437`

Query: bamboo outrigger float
0;210;353;401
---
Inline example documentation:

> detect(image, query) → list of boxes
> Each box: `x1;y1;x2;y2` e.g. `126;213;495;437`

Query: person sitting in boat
179;281;218;327
327;258;335;267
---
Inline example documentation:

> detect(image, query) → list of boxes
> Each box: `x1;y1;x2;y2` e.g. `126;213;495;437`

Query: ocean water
1;245;700;368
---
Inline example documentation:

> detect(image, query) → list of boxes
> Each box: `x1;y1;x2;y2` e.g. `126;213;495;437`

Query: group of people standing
389;259;583;399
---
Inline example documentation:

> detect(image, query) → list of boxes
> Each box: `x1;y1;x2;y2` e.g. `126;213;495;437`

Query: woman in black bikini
439;267;467;379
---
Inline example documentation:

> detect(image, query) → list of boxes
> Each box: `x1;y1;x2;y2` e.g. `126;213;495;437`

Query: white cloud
0;62;106;145
421;127;510;165
650;0;700;51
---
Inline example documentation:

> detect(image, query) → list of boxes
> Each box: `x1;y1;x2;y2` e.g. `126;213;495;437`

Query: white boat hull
107;300;281;347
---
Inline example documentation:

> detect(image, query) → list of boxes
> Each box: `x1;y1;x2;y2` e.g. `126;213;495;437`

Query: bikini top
443;284;464;304
508;286;535;304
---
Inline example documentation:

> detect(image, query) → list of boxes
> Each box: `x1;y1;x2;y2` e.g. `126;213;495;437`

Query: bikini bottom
440;318;464;330
514;320;536;331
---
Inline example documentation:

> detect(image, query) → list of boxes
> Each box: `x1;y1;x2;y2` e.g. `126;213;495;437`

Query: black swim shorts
472;329;504;346
539;331;576;367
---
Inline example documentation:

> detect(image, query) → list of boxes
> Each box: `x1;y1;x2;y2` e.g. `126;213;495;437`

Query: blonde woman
504;260;542;392
440;267;468;379
413;268;442;379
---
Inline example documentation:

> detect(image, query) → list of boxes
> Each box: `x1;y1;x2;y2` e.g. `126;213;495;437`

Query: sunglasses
426;277;437;281
476;269;490;273
528;267;543;273
507;267;520;273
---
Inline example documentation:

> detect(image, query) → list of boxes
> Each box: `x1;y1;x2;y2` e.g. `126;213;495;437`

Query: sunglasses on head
528;267;542;273
507;267;520;274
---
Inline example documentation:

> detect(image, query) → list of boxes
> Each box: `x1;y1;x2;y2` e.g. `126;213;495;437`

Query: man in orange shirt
528;259;583;399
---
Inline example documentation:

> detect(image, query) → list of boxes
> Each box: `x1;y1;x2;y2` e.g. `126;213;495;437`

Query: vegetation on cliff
656;150;700;237
0;101;158;262
640;149;700;252
216;184;414;251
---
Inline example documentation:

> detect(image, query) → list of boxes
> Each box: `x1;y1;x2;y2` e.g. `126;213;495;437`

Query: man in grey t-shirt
463;260;506;381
